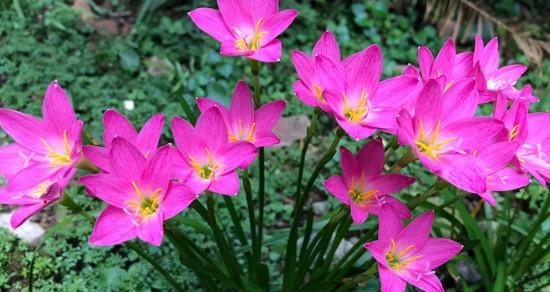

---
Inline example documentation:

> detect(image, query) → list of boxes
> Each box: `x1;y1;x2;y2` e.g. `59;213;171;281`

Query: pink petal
432;39;456;78
89;206;136;246
136;113;164;156
184;173;211;195
377;203;404;240
83;146;110;172
0;144;33;180
364;239;389;267
312;30;340;61
248;39;282;62
476;142;519;173
344;45;382;98
291;51;314;86
0;109;49;154
220;39;249;57
314;54;346;94
218;142;256;172
162;181;197;219
110;137;146;181
418;238;462;269
254;131;279;148
103;110;138;148
336;117;377;140
418;46;434;81
480;37;499;73
439;153;486;194
396;210;434;250
209;171;240;195
42;81;77;133
487;167;530;192
229;81;255;129
10;203;47;229
261;9;298;45
340;147;361;185
293;80;319;107
196;107;228;152
444;117;504;151
79;174;131;208
254;100;286;132
381;196;411;219
369;174;415;196
7;163;58;191
136;213;164;246
350;204;369;224
473;34;485;65
401;272;443;292
141;145;173;189
478;191;496;205
379;264;407;292
440;80;477;125
217;0;254;29
414;80;443;130
452;52;473;80
365;108;400;133
324;175;351;205
356;137;385;177
248;0;278;20
402;64;419;77
372;75;421;108
196;97;225;112
491;64;527;84
188;7;232;42
396;110;415;146
492;92;508;120
171;117;202;157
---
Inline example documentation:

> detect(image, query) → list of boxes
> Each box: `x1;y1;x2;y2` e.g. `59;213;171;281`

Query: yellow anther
312;83;324;102
41;130;72;166
343;89;368;122
233;18;267;52
415;120;456;160
228;120;256;143
509;124;520;140
125;183;163;220
385;239;422;271
188;148;224;180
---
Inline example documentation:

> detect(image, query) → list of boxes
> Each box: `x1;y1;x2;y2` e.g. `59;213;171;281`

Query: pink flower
365;207;462;292
196;80;286;150
472;35;528;102
0;81;83;228
397;80;504;194
83;110;164;172
315;45;420;139
291;31;341;112
171;107;256;195
417;39;473;91
80;138;196;246
324;138;415;224
188;0;298;62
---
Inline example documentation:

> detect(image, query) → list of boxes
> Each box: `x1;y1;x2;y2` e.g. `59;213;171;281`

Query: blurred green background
0;0;548;291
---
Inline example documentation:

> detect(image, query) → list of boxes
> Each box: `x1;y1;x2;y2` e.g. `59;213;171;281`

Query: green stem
257;148;265;260
223;196;247;246
59;193;184;291
241;169;258;274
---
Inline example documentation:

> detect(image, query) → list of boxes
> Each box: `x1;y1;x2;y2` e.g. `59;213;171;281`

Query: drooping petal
109;138;146;181
312;30;340;61
103;109;138;148
0;109;49;154
136;213;164;246
248;39;282;62
324;176;351;205
89;206;136;246
396;210;434;251
254;100;286;132
209;171;240;195
379;264;407;292
350;204;369;224
356;137;385;177
261;9;298;45
136;113;164;156
162;181;197;219
10;203;47;229
42;81;77;133
368;174;416;196
188;7;233;42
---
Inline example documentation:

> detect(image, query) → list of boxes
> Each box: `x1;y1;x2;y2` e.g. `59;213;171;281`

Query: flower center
188;148;223;180
233;18;267;52
509;124;520;140
415;119;456;160
124;182;162;220
343;90;368;123
385;239;422;271
41;130;72;166
312;83;324;102
228;120;256;143
31;180;52;198
348;175;379;205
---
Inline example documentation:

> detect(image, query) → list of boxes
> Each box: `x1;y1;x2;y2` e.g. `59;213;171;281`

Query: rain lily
83;110;164;172
171;107;256;195
472;35;528;102
291;31;340;112
417;39;473;91
315;45;420;139
196;80;286;149
0;81;83;228
365;207;462;292
188;0;298;62
80;138;196;246
324;138;415;224
397;79;504;194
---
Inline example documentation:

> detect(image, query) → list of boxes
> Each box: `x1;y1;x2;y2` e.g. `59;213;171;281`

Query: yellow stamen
41;130;72;166
415;120;456;160
126;182;163;220
31;181;51;197
343;89;368;123
228;120;256;143
233;18;267;52
348;173;379;204
188;149;224;180
509;124;520;140
312;83;324;102
385;239;422;271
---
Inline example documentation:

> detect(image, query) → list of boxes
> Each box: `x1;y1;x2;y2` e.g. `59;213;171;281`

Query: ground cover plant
0;0;548;291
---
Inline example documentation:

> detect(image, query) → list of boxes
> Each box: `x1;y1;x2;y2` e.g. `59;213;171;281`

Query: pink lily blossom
171;107;256;195
0;81;83;228
315;45;421;139
324;138;415;224
291;31;341;112
83;110;164;172
365;206;462;292
196;80;286;149
472;35;528;102
80;138;196;246
188;0;298;62
397;79;504;194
